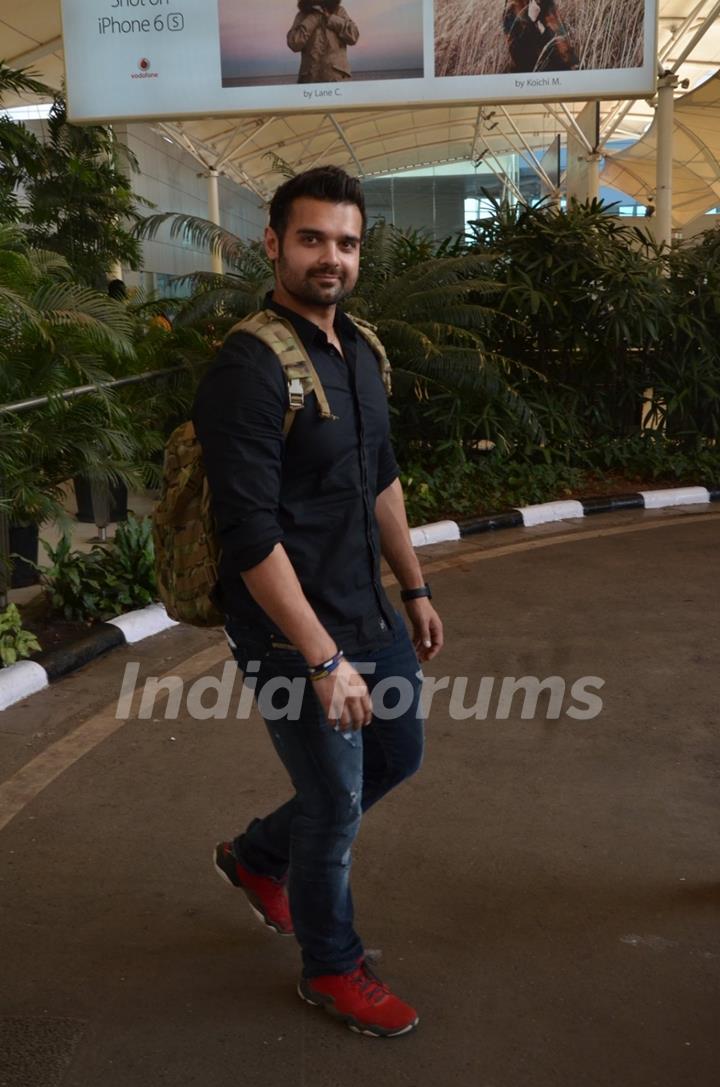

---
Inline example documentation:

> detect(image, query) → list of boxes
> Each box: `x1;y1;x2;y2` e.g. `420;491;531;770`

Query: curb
410;484;720;546
0;605;178;712
2;486;718;712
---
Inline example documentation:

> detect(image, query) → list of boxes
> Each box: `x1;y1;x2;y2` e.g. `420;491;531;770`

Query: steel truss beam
7;36;63;68
670;0;720;72
328;114;365;175
499;107;556;191
214;116;277;172
236;114;556;176
157;122;269;200
601;0;720;147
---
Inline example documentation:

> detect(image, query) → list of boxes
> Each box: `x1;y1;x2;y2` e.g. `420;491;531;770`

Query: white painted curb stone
410;520;461;548
0;661;49;711
517;500;586;527
640;487;710;509
107;604;178;644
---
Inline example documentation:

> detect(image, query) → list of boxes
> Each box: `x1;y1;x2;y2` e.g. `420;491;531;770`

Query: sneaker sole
297;982;419;1038
212;846;294;937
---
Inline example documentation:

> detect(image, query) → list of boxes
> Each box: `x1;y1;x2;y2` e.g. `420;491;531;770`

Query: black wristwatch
400;582;432;602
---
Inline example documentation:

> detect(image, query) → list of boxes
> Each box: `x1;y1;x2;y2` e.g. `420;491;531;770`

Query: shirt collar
264;292;357;352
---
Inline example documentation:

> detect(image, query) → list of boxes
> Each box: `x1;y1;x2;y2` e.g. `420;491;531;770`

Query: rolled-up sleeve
376;432;399;495
193;333;287;572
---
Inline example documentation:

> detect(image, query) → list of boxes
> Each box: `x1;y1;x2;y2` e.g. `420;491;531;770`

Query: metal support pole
566;101;600;205
643;76;677;431
207;169;223;275
586;152;601;202
655;73;679;247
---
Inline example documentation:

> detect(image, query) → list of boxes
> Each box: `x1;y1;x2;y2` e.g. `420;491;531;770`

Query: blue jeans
224;616;425;978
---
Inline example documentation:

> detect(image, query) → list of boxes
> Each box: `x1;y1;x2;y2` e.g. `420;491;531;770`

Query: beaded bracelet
308;649;344;682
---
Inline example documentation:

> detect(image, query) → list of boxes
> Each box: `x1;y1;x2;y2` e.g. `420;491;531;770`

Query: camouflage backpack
152;309;391;627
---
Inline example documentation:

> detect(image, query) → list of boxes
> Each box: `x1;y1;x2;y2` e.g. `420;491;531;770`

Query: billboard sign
61;1;658;124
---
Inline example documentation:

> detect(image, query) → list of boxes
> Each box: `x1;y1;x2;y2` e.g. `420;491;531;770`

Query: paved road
1;506;719;1087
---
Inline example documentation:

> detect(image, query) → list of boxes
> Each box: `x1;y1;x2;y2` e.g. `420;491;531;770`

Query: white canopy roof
602;71;720;224
2;1;719;209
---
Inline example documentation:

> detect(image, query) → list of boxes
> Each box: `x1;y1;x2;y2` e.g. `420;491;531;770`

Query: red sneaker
298;960;419;1037
213;841;293;936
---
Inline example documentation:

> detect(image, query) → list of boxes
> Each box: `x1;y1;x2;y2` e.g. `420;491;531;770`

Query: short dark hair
269;165;366;240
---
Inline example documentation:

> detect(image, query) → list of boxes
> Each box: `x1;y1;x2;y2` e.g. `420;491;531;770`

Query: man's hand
404;598;444;662
312;658;373;731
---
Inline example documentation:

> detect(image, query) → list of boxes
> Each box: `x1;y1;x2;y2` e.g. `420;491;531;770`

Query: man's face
264;197;362;309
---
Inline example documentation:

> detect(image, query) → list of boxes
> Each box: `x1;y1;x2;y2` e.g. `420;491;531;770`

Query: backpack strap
223;309;392;434
225;310;336;436
346;314;393;398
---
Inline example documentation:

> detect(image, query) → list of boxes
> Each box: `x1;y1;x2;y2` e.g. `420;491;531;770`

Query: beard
275;253;355;307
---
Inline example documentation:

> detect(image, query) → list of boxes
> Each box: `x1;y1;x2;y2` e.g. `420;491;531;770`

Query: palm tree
0;224;155;527
138;211;274;330
346;220;544;453
22;97;146;286
1;64;144;284
0;62;50;223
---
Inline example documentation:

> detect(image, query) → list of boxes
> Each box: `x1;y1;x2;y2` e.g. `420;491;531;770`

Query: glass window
464;197;497;227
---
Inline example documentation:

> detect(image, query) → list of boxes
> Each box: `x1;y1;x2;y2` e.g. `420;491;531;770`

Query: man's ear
264;225;280;262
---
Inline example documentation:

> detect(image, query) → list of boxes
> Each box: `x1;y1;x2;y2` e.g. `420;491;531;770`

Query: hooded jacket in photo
288;2;360;83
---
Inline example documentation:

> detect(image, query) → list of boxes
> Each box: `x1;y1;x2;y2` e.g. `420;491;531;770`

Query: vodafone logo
131;57;158;80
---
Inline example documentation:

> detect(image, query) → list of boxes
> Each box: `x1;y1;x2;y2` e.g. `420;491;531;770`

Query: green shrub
400;449;585;524
577;434;720;483
33;514;157;622
102;513;157;611
661;229;720;442
467;199;668;449
0;604;41;667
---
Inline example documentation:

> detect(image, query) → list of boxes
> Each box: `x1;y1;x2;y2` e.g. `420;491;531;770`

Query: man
193;166;443;1037
287;0;359;84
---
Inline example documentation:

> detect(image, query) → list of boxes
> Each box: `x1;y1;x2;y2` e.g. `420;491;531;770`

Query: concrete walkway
1;505;719;1087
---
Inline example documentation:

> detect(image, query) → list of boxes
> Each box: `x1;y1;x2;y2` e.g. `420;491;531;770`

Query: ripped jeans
224;615;425;978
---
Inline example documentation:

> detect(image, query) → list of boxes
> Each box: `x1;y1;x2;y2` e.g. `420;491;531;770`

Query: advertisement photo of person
434;0;646;78
502;1;579;72
218;0;424;87
288;1;359;84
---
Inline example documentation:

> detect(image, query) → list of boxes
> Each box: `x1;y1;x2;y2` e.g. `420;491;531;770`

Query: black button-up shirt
192;296;400;655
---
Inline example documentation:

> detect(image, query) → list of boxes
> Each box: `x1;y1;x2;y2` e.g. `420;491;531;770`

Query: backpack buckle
288;377;305;411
